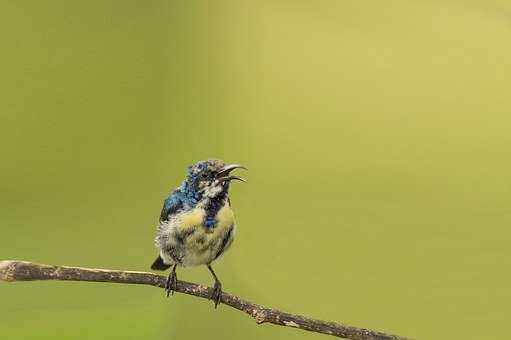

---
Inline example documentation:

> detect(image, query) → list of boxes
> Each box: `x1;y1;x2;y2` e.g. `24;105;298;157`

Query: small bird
151;159;246;307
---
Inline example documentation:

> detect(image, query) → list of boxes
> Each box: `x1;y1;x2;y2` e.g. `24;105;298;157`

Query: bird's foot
209;280;223;308
165;267;178;297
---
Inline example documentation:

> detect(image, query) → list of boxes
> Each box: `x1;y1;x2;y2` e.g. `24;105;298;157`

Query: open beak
216;164;247;183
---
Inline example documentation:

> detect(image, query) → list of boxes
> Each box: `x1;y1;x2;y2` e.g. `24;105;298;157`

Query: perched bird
151;159;246;307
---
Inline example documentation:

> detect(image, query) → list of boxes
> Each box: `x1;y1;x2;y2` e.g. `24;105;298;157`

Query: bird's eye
200;172;208;179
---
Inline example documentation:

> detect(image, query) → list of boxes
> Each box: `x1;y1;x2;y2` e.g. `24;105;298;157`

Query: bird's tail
151;255;171;270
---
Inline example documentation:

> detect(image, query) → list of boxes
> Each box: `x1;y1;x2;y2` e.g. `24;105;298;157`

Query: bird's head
182;159;246;201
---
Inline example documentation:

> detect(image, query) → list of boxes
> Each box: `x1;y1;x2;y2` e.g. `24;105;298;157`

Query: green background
1;1;510;339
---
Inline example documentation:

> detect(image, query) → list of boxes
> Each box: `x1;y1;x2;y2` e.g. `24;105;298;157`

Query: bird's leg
165;264;178;297
207;264;223;308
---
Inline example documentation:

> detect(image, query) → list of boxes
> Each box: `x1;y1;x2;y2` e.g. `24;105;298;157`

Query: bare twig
0;260;409;340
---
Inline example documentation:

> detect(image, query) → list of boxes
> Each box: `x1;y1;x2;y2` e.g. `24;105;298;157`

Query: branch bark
0;260;409;340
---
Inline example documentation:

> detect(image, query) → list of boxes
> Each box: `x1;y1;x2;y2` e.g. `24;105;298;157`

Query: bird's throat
204;187;229;228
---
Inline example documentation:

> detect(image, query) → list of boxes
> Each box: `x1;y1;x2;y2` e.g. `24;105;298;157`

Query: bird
151;159;246;307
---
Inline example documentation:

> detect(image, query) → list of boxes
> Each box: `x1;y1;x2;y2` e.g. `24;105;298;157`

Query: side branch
0;260;409;340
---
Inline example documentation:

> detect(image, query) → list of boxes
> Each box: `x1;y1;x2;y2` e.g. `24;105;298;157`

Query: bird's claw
165;269;177;297
209;280;222;308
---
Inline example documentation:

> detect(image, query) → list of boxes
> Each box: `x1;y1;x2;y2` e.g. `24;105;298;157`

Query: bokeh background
1;1;510;339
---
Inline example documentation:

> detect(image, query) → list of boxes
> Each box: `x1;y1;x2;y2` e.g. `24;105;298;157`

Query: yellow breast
178;202;235;231
216;203;235;229
180;208;205;230
178;202;236;266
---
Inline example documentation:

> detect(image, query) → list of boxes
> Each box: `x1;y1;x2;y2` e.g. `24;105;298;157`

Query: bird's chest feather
174;202;235;263
179;201;234;232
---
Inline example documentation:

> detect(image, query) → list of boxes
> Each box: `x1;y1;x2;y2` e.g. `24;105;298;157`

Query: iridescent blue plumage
160;192;183;222
160;162;233;228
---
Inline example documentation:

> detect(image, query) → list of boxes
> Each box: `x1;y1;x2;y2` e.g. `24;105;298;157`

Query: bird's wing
214;225;235;261
159;191;183;222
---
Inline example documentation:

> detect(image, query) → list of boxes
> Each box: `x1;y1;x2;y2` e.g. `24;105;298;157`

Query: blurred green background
1;1;510;339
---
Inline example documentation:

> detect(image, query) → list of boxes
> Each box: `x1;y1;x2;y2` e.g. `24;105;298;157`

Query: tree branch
0;260;409;340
